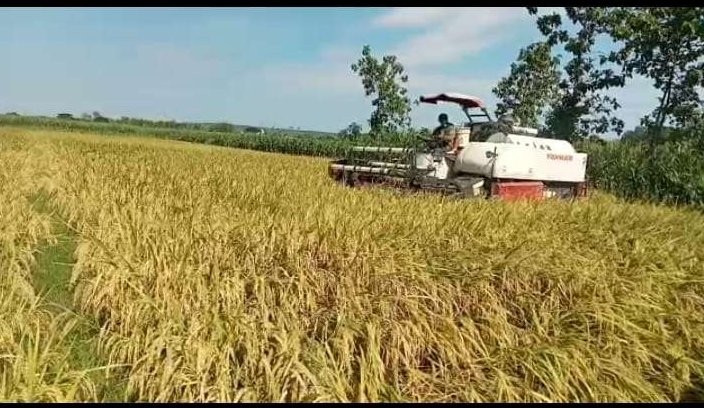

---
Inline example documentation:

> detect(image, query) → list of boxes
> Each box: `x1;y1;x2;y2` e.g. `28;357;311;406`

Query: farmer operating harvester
328;92;589;200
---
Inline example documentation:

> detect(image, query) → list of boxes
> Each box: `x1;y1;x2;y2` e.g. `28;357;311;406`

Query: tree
351;45;412;136
529;8;626;141
338;122;362;139
493;41;561;127
208;122;234;133
621;125;647;142
597;7;704;136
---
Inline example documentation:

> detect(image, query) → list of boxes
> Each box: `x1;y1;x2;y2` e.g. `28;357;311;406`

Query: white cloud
227;49;368;131
372;7;457;28
374;7;530;68
241;7;529;131
239;52;499;131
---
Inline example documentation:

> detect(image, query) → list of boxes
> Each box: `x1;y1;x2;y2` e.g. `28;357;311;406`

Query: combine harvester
329;92;589;200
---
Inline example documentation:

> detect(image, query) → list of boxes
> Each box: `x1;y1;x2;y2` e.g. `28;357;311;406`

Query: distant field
1;127;703;402
0;114;392;158
2;114;703;213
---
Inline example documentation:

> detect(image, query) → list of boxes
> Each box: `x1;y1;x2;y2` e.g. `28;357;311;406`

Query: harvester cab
418;93;495;153
329;92;589;201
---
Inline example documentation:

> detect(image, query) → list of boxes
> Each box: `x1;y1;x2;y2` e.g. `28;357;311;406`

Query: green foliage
585;133;704;210
351;45;412;136
597;7;704;132
338;122;362;140
493;41;561;127
533;8;626;141
208;122;236;133
621;126;649;143
530;7;704;141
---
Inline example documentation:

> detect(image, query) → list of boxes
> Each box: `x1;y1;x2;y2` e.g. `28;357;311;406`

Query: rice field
1;127;703;402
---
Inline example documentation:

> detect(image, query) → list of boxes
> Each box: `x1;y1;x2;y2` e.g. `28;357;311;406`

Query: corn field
585;140;704;210
1;127;704;402
0;115;387;158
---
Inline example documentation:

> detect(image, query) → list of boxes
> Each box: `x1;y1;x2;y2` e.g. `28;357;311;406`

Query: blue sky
0;7;660;135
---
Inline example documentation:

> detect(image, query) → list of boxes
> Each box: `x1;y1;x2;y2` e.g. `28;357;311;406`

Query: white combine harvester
329;92;588;200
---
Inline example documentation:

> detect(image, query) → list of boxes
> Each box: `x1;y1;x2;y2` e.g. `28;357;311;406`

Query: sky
0;7;661;135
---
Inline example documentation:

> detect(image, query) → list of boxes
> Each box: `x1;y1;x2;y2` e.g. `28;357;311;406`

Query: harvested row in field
0;135;100;401
1;127;704;402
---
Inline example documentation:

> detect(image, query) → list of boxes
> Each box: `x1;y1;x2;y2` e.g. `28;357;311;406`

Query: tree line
48;112;316;136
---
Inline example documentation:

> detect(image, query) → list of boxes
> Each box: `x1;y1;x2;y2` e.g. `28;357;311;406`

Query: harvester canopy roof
419;93;486;109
